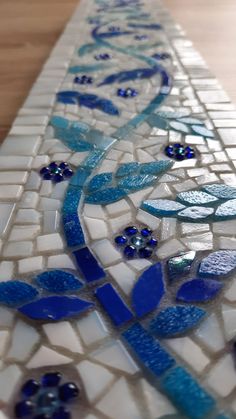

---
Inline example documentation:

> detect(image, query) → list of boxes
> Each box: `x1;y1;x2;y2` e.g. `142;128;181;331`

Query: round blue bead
124;226;138;236
185;146;193;152
52;407;71;419
124;245;137;259
173;143;181;149
63;168;74;178
33;414;51;419
43;172;53;180
40;167;50;176
185;151;195;159
53;173;64;183
138;247;153;258
59;383;79;402
59;162;68;170
147;237;158;247
15;400;35;418
21;379;40;397
141;227;152;237
165;146;174;157
48;162;58;170
42;372;62;387
115;235;127;246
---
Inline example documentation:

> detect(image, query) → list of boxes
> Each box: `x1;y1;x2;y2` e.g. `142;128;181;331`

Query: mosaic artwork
1;0;236;417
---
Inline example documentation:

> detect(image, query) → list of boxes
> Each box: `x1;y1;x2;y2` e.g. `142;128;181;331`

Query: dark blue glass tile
34;414;51;419
63;168;74;178
59;162;68;170
73;247;106;282
147;237;158;247
18;295;94;321
0;281;38;307
150;305;206;338
140;227;152;237
122;323;175;377
59;383;79;402
63;212;85;248
42;372;62;387
21;379;40;397
176;279;223;303
132;262;164;317
115;235;128;246
161;367;215;419
52;407;71;419
124;226;138;236
95;283;133;326
167;251;196;281
15;400;35;418
35;270;83;293
124;245;137;258
199;250;236;277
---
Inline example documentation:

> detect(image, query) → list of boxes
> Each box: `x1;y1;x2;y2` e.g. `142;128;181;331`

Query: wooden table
0;0;235;142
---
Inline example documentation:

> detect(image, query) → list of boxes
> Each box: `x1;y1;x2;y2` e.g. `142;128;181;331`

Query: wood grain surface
0;0;235;142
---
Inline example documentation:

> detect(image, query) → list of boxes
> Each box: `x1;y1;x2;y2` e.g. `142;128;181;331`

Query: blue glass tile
69;168;91;188
214;413;232;419
21;379;40;397
59;383;79;402
0;281;38;307
177;206;214;221
161;367;215;419
138;247;153;258
140;160;173;175
118;174;157;192
87;172;113;193
62;187;82;214
95;283;133;326
115;162;140;177
192;125;214;138
73;247;106;282
69;64;111;73
122;323;175;376
214;199;236;220
50;116;69;130
176;279;223;303
76;92;119;116
150;305;206;337
132;262;165;317
42;372;62;387
35;270;83;293
85;187;126;205
198;250;236;277
88;130;116;150
124;225;138;236
18;296;94;321
124;245;137;258
167;251;196;281
115;235;128;246
177;191;218;206
141;199;185;217
203;184;236;199
15;400;35;418
52;407;70;419
82;150;105;169
63;212;85;248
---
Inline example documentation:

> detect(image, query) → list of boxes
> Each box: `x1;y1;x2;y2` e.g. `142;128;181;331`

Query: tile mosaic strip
0;0;236;417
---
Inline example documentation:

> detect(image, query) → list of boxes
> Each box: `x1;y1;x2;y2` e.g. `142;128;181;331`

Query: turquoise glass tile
82;149;105;169
116;162;140;177
141;199;185;217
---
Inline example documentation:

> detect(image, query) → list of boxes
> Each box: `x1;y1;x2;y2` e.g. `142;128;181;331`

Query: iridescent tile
167;251;196;281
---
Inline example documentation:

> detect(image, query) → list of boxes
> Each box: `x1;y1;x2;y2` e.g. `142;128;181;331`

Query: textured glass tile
141;199;185;217
167;251;196;280
199;250;236;276
177;206;214;221
95;283;133;326
161;367;215;419
215;199;236;220
177;191;218;206
73;246;106;283
0;281;38;307
35;270;83;293
122;323;175;377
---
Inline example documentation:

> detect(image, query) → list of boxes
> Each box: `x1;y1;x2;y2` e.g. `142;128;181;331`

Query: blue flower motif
94;53;111;60
39;162;74;183
15;372;79;419
165;143;195;160
134;34;148;40
114;225;158;259
74;75;93;84
117;87;138;98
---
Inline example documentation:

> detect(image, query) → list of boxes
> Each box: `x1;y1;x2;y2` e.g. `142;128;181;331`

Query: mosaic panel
0;0;236;417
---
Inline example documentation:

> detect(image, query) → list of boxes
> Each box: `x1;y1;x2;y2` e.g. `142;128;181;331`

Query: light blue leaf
198;250;236;277
191;125;214;138
177;117;204;125
0;281;38;307
18;296;94;321
149;305;206;337
157;110;191;119
78;42;101;56
140;160;173;175
98;67;160;86
147;114;168;130
141;199;185;217
85;187;126;205
176;279;223;303
169;121;190;134
87;172;113;193
118;174;157;192
116;162;140;177
132;263;165;318
35;270;83;293
69;63;111;73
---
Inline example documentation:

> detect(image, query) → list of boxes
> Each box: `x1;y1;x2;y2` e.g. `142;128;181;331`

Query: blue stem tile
73;247;106;282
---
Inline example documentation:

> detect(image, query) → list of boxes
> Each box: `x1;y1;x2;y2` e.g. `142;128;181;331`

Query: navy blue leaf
98;30;134;38
128;23;162;30
57;91;79;104
18;296;94;321
118;174;157;192
0;281;38;307
77;93;119;116
132;262;165;317
149;305;206;337
85;187;126;205
176;279;223;303
35;270;83;293
86;172;113;193
98;67;160;87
